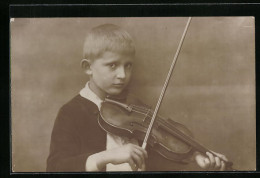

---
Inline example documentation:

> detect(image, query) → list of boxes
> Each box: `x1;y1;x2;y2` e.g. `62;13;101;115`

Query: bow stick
141;17;192;151
137;17;192;171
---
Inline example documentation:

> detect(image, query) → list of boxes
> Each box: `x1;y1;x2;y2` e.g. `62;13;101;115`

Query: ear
81;59;93;75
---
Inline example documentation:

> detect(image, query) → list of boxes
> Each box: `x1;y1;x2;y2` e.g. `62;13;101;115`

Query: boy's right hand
106;143;148;170
88;143;148;171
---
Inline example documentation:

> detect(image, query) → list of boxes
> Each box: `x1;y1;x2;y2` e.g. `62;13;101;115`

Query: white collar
79;82;103;110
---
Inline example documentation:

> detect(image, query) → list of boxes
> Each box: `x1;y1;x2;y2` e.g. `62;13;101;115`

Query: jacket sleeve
46;107;94;172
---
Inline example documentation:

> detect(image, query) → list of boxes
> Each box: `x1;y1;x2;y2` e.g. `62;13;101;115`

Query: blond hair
83;24;135;60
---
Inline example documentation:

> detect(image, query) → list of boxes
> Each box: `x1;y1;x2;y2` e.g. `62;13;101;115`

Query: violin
98;96;234;171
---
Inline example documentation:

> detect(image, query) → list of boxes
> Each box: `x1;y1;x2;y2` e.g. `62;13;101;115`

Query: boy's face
88;51;134;99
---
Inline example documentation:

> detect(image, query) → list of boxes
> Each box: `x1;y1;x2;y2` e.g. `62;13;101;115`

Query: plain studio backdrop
11;17;255;172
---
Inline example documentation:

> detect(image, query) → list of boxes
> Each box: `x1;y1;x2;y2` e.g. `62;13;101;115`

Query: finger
133;145;148;158
220;155;228;162
128;158;137;171
204;158;210;170
133;151;144;166
133;148;146;164
196;156;207;168
211;150;228;162
215;157;221;170
128;144;145;167
140;163;146;171
206;152;216;169
220;161;226;171
131;152;143;169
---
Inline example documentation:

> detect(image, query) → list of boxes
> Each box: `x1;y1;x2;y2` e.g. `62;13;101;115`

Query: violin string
130;107;215;160
130;106;160;121
130;106;149;113
130;107;212;155
131;107;158;121
129;104;224;159
130;104;151;112
130;108;149;116
131;108;191;139
106;100;198;145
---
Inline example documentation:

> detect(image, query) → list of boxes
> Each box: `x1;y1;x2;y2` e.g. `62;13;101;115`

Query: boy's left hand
194;151;228;171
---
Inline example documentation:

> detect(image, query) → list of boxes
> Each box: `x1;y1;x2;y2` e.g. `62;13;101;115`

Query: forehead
97;51;134;63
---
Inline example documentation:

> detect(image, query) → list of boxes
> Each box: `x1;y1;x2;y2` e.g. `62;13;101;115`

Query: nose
116;66;126;79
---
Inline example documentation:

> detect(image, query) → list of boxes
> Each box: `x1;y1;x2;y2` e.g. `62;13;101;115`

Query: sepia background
11;17;255;172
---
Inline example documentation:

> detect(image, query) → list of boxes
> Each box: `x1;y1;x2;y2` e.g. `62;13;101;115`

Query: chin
107;88;124;96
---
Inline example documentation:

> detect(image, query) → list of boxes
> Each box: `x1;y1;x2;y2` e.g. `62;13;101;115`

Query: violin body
99;95;194;162
99;94;234;170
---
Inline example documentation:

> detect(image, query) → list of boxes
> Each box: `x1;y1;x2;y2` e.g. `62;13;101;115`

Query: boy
46;24;228;172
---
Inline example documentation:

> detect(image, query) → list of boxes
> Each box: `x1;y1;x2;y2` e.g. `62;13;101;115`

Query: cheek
126;71;132;79
96;71;115;84
94;68;110;79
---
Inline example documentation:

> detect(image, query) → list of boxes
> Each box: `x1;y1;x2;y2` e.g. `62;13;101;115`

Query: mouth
113;83;125;88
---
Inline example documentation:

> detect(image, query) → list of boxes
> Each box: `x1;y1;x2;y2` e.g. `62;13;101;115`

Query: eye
125;63;132;69
109;63;116;69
